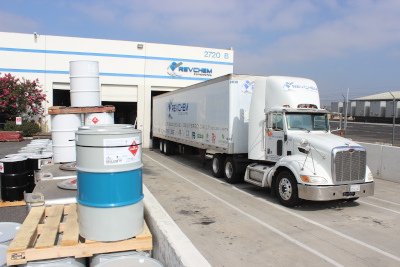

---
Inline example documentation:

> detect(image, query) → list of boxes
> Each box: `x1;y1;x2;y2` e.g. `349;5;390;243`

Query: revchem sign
283;82;318;91
168;99;189;119
167;62;212;77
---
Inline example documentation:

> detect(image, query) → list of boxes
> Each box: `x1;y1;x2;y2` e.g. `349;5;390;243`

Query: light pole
389;92;395;146
342;94;347;138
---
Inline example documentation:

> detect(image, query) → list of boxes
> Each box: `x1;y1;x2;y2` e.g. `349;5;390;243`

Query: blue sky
1;0;399;107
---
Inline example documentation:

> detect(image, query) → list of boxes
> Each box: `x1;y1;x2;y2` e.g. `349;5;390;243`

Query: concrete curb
143;185;211;267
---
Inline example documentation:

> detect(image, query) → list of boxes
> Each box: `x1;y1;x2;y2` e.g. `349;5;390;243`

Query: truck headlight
301;175;327;184
367;172;374;182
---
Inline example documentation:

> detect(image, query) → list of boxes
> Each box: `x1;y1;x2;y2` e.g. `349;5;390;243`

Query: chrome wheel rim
225;162;233;178
213;158;219;174
278;178;292;200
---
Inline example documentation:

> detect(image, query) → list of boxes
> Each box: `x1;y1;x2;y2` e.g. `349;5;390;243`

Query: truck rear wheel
159;140;164;153
224;157;242;184
275;171;300;207
212;154;225;178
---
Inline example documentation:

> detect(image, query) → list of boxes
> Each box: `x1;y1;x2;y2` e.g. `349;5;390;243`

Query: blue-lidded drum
75;127;143;241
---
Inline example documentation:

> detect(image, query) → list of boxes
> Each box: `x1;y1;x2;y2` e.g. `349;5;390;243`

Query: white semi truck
152;74;374;206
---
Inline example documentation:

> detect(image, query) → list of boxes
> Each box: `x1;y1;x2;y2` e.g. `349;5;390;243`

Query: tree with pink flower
0;73;46;120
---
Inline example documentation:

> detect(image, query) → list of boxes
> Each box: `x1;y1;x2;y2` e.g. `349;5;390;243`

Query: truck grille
332;147;366;183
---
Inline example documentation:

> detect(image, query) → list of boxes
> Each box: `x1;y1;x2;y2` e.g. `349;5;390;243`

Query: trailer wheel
224;157;242;184
212;154;225;178
165;140;173;155
159;140;164;153
275;171;300;207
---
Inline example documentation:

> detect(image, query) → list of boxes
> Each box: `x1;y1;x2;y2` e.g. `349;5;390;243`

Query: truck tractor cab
246;76;374;206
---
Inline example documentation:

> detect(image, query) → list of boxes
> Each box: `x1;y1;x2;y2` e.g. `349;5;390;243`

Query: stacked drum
0;157;28;201
69;61;101;107
75;126;144;241
51;113;82;163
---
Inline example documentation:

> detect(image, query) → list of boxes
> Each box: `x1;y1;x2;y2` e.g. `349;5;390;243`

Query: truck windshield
286;113;329;131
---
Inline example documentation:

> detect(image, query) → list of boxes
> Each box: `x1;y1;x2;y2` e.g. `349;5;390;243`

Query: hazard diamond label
129;141;139;156
0;163;4;173
92;117;99;124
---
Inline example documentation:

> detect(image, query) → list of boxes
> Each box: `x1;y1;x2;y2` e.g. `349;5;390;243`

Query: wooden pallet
32;133;52;139
6;204;152;265
48;106;115;115
0;200;26;208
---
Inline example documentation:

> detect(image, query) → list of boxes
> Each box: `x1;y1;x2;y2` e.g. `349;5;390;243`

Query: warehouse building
331;91;400;123
0;32;234;148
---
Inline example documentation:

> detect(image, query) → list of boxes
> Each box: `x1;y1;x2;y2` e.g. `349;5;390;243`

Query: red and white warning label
92;117;99;124
0;163;4;173
103;137;141;165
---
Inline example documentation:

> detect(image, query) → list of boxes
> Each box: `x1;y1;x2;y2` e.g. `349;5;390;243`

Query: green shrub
4;120;41;137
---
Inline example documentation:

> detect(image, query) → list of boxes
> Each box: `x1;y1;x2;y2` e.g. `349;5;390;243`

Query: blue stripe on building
0;68;211;81
0;47;233;65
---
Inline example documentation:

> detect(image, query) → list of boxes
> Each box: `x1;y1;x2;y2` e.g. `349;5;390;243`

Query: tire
165;140;173;155
159;140;164;153
212;154;225;178
224;157;242;184
275;171;300;207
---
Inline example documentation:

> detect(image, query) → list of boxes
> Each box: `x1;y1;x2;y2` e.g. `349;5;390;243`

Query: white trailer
355;101;370;117
370;101;386;117
385;101;400;118
152;74;375;206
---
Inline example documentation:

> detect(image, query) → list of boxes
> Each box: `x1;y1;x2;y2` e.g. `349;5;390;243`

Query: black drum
0;157;28;202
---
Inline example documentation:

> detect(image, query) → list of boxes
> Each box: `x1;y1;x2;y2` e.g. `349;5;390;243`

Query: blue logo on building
167;62;183;77
167;62;212;77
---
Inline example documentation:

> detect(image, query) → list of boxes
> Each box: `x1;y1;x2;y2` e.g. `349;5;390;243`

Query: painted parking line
358;201;400;215
146;152;400;263
144;153;344;267
368;196;400;206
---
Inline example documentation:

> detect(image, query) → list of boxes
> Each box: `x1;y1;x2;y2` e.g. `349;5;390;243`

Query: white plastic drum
51;114;82;163
70;61;100;107
85;112;114;126
19;257;86;267
0;222;21;246
90;251;163;267
78;124;135;131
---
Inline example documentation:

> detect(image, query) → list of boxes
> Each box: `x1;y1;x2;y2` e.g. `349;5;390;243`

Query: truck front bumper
297;182;375;201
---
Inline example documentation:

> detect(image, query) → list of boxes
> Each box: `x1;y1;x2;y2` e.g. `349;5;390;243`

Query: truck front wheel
212;154;225;178
224;157;242;184
275;171;300;207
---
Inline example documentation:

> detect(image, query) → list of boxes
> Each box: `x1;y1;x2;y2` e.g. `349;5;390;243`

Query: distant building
0;32;234;148
331;91;400;123
351;91;400;101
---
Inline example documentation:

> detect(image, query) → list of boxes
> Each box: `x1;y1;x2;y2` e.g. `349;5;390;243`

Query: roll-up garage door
101;84;138;102
53;82;70;90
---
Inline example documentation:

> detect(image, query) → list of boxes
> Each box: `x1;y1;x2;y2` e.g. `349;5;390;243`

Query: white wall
359;142;400;183
0;32;234;147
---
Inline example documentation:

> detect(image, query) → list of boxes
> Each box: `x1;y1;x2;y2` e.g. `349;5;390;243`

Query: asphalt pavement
330;120;400;146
